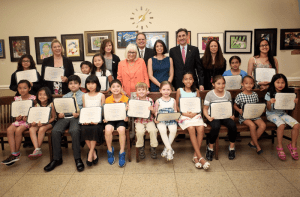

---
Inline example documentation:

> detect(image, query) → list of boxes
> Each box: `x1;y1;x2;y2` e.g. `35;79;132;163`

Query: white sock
208;147;213;151
36;148;41;151
229;147;235;151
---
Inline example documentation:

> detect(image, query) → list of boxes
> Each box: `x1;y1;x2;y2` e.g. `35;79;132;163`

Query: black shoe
257;149;263;155
86;153;92;166
228;148;236;160
248;142;257;149
93;149;99;165
206;146;214;161
75;158;85;172
150;147;157;159
44;159;63;172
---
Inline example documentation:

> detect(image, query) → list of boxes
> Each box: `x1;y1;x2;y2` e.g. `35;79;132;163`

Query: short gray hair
124;43;139;61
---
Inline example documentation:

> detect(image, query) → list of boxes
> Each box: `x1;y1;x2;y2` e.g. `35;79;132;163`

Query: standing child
154;81;177;161
28;87;56;159
133;82;158;160
81;75;105;166
1;80;36;165
265;74;299;160
234;76;266;154
176;72;210;169
223;56;247;78
104;79;128;167
80;61;92;93
203;75;237;161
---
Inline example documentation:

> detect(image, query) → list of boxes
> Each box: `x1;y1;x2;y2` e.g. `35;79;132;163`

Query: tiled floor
1;132;300;197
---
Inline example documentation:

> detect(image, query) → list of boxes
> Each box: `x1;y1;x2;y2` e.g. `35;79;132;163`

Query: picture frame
176;31;191;46
0;39;5;59
143;31;169;51
34;36;56;64
9;36;30;62
280;28;300;50
197;33;223;54
224;31;252;53
117;31;138;48
84;30;114;56
254;28;277;56
61;34;84;61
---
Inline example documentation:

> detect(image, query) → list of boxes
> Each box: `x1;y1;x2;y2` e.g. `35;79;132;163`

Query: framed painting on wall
9;36;30;62
197;33;223;54
61;34;84;61
34;36;56;64
176;31;191;46
143;31;169;50
224;31;252;53
84;30;114;56
117;31;138;48
280;28;300;50
0;39;5;59
254;28;277;56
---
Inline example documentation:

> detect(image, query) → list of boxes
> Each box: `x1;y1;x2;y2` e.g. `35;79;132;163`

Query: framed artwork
117;31;138;48
84;30;114;56
254;28;277;56
0;39;5;59
224;31;252;54
9;36;30;62
34;36;56;64
144;31;169;50
197;33;223;54
280;28;300;50
176;31;191;46
61;34;84;61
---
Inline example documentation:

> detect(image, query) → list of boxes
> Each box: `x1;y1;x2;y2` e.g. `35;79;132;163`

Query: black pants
208;118;237;144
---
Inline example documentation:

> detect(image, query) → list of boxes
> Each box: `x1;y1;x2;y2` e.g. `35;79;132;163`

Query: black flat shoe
93;149;99;165
75;158;85;172
86;153;92;166
257;149;263;155
44;159;63;172
248;142;257;149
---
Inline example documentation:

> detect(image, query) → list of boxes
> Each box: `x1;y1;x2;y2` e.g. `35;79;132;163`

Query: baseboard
0;85;9;90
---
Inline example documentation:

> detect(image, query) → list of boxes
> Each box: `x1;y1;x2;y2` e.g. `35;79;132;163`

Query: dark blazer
137;47;153;66
40;56;74;94
111;54;120;79
169;45;203;90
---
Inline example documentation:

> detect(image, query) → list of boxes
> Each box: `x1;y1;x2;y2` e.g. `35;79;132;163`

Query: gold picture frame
84;30;114;56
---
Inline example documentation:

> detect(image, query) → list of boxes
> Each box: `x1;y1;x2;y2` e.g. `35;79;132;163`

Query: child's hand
294;98;298;104
238;109;243;115
207;116;214;122
154;118;159;124
83;123;89;125
90;122;98;125
124;117;128;122
73;113;79;118
269;98;276;104
23;116;27;121
16;115;22;121
31;122;37;127
58;113;65;119
175;119;179;122
61;76;68;83
37;121;43;127
103;119;108;123
230;115;235;120
148;106;153;111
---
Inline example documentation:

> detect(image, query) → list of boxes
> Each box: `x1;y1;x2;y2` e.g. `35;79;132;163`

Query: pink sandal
276;147;286;161
287;143;299;160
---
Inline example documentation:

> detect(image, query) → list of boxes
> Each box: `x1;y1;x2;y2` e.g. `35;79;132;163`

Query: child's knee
293;123;300;130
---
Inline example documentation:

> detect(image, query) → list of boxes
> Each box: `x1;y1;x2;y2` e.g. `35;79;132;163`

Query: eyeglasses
260;44;269;48
128;52;136;54
22;60;30;63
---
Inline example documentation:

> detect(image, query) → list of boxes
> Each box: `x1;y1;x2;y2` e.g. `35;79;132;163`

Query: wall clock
130;6;154;30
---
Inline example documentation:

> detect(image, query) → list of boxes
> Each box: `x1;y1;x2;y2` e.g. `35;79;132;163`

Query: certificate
79;107;102;124
210;101;232;119
103;103;126;121
97;76;108;91
274;93;296;110
179;97;201;113
156;112;181;122
44;67;65;82
243;103;266;119
53;98;77;113
27;107;51;124
16;69;38;83
127;99;151;119
224;75;242;90
255;68;276;82
75;73;89;88
11;100;34;117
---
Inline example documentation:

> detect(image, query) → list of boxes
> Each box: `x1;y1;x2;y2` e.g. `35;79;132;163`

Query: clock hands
137;10;149;24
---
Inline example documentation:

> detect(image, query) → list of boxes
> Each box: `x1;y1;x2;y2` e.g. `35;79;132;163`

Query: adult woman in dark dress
100;39;120;79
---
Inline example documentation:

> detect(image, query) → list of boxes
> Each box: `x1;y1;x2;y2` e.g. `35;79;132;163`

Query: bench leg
215;137;219;160
126;129;131;162
48;133;53;162
272;130;276;144
0;137;4;150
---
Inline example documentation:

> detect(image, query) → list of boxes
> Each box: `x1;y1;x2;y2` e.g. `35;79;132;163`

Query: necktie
72;93;80;113
182;47;186;63
140;50;144;58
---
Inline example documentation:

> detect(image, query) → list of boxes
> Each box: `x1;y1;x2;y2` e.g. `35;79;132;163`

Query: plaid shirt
134;97;155;124
235;92;260;123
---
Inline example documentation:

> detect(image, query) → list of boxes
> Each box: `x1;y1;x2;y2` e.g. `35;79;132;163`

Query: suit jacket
137;47;153;66
169;45;203;90
111;54;121;79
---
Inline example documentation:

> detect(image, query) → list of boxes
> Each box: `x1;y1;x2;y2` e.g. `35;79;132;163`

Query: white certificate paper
274;93;296;110
127;99;151;119
53;98;77;113
79;107;102;124
103;103;126;121
27;107;51;124
224;75;242;90
97;76;108;91
16;69;38;83
44;67;65;82
243;103;266;119
210;101;232;119
75;73;89;88
255;68;276;82
156;112;181;121
179;97;201;113
11;100;34;117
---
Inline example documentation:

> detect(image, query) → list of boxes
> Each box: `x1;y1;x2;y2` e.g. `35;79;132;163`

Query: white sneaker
28;149;42;160
167;149;174;161
161;147;167;158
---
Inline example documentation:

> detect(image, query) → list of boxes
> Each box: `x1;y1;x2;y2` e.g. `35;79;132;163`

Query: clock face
130;6;153;30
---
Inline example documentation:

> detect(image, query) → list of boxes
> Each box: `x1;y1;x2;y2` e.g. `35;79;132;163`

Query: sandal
192;156;198;163
287;143;299;160
276;147;286;161
199;157;210;170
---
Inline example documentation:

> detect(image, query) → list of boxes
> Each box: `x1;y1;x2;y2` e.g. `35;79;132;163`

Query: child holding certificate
79;61;92;93
2;80;36;165
265;74;299;160
28;87;56;159
81;75;105;166
222;56;247;78
104;79;128;167
203;75;237;161
234;76;266;154
176;72;210;169
133;82;158;160
154;81;177;161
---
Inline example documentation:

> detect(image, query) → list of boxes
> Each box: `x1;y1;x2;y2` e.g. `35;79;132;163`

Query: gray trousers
52;118;81;160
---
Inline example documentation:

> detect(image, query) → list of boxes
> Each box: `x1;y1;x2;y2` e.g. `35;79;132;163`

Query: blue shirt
222;69;247;78
265;92;285;116
63;90;84;110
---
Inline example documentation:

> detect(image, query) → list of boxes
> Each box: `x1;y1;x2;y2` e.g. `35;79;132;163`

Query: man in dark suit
169;28;204;91
136;32;153;66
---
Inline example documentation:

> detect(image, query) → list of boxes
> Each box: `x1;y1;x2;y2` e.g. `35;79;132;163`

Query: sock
208;147;214;151
12;151;20;156
36;148;41;151
229;147;235;151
